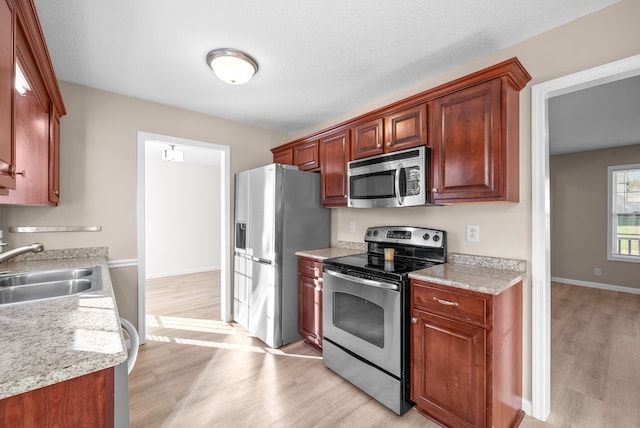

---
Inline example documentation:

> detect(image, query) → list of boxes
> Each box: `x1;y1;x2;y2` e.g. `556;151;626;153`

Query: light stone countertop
409;252;527;295
0;248;127;399
295;243;366;261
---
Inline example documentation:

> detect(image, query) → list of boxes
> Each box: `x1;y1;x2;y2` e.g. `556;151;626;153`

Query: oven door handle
324;269;399;291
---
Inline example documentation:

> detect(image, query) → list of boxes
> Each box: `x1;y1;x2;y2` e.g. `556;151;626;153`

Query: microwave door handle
395;164;403;206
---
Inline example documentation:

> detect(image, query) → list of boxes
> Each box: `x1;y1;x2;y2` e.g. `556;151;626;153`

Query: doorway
136;132;231;343
531;53;640;420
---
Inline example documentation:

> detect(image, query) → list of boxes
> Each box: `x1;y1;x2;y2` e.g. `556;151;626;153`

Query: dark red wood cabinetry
0;0;65;205
319;129;350;207
351;104;426;160
0;368;115;428
410;279;524;428
271;58;530;207
0;0;16;195
298;257;323;351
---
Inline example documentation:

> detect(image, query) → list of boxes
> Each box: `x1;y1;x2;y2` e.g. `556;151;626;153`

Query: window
608;164;640;262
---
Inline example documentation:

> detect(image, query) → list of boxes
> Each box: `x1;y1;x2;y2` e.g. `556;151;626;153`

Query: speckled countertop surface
409;252;527;295
0;248;127;399
295;241;366;260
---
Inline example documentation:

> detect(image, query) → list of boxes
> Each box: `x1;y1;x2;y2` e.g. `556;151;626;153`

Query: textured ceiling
34;0;621;138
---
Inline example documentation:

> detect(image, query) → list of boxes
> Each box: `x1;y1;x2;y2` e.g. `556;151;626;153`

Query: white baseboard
146;266;220;280
551;276;640;295
522;399;532;416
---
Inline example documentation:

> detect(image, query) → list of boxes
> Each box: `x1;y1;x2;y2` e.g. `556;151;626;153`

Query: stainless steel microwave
347;146;430;208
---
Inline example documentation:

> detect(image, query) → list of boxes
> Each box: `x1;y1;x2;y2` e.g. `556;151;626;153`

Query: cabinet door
273;147;293;165
430;79;503;203
384;104;427;153
293;140;320;171
411;309;486;428
351;118;383;160
298;273;322;348
0;0;15;194
320;129;350;207
0;75;49;205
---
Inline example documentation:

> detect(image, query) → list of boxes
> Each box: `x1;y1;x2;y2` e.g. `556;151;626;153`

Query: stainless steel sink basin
0;266;102;305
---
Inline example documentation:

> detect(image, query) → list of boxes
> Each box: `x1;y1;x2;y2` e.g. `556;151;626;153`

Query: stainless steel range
322;226;447;415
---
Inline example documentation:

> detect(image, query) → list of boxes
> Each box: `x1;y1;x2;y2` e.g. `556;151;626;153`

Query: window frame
607;163;640;263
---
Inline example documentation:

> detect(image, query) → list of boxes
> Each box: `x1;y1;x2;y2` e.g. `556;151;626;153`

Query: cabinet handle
411;317;418;324
432;296;458;307
305;266;315;270
15;169;25;177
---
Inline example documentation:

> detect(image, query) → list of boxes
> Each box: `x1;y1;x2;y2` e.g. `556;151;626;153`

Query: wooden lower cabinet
0;367;114;428
298;257;323;351
410;279;524;428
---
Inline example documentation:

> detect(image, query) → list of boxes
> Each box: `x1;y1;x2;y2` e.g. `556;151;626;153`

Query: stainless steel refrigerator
233;163;330;348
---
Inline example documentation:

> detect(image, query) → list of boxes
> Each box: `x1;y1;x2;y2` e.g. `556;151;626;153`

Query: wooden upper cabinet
384;104;427;152
269;58;530;205
272;146;293;165
352;104;427;160
293;139;320;171
320;129;350;207
0;0;16;194
0;0;65;206
351;117;383;159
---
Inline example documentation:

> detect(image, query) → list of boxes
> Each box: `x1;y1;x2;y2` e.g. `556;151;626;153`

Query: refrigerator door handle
252;256;275;266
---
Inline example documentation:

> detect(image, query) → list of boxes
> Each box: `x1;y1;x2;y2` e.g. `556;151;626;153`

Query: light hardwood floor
129;274;640;427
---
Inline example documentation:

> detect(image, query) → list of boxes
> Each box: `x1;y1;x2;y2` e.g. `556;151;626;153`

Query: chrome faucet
0;243;45;264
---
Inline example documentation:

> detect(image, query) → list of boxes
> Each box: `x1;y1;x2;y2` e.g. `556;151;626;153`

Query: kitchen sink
0;266;102;305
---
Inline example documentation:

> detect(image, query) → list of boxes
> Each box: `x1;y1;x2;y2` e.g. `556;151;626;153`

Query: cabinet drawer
299;257;323;279
412;281;487;325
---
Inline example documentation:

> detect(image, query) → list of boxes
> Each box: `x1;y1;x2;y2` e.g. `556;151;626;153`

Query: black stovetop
323;253;438;282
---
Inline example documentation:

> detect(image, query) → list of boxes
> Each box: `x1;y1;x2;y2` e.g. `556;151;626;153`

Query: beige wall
1;82;288;324
551;144;640;288
302;0;640;408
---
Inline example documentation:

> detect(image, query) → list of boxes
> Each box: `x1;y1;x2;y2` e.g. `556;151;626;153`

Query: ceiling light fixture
206;48;258;85
162;145;184;162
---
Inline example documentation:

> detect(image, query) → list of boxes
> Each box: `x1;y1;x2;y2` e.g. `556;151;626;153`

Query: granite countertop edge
0;247;127;400
409;252;527;295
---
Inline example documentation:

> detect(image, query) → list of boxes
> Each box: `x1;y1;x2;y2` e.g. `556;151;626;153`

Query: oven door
322;268;401;377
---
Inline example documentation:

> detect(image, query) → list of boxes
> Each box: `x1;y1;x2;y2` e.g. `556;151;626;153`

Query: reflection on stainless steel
0;243;44;264
233;163;330;348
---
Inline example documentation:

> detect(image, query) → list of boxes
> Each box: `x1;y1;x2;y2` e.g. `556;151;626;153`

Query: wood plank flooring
129;275;640;427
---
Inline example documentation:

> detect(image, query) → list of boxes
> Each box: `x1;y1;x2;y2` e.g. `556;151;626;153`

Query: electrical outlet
594;267;602;277
349;221;356;233
466;224;479;242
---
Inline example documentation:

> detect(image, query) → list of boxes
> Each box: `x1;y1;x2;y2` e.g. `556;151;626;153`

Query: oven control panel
365;226;445;248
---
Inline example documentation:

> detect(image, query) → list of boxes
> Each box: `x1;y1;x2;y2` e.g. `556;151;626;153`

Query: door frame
530;53;640;420
136;131;231;343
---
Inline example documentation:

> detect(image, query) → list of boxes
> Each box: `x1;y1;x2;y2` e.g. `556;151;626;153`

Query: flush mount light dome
206;48;258;85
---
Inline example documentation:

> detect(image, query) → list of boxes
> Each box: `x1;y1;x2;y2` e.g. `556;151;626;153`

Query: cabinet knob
386;141;391;147
431;188;438;193
411;317;418;324
376;143;382;148
15;169;26;177
53;190;59;196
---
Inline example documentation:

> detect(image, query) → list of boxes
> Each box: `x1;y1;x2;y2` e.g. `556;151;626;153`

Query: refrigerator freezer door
248;259;278;347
